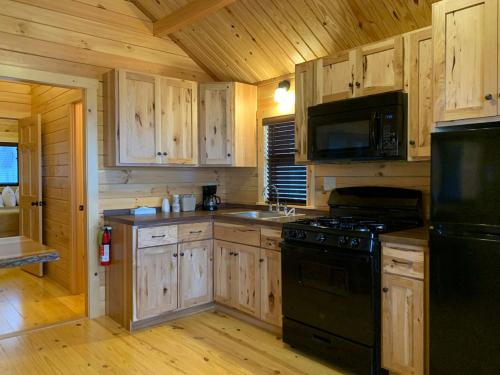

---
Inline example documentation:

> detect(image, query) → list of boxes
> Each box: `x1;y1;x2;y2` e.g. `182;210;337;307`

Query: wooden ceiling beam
154;0;236;37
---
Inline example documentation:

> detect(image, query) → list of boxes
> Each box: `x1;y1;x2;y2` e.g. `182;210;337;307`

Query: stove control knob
286;230;297;239
338;236;349;247
315;233;327;243
350;238;360;248
297;230;307;240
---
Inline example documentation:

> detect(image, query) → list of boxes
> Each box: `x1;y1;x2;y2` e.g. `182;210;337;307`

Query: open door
18;114;43;276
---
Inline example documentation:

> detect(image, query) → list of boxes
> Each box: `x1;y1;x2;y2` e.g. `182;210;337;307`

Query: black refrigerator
430;123;500;374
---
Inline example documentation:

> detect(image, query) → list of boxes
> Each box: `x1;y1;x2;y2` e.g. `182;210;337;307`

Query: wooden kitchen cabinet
260;249;282;327
381;243;426;375
178;240;213;309
320;50;355;102
295;60;319;163
199;82;257;167
136;244;178;320
232;243;261;318
405;27;433;160
433;0;498;122
214;240;234;306
214;240;261;318
103;69;198;166
356;36;403;96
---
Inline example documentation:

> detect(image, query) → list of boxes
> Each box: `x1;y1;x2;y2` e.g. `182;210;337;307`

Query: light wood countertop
0;236;60;268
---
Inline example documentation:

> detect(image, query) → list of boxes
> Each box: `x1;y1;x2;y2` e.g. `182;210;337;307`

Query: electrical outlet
323;177;336;192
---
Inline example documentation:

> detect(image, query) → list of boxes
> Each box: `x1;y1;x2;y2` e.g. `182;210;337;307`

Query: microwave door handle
370;112;380;149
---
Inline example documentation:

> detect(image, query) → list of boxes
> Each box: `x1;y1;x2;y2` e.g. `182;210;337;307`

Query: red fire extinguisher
99;226;111;266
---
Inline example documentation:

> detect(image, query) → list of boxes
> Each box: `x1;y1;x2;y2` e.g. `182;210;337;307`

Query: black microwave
308;92;407;162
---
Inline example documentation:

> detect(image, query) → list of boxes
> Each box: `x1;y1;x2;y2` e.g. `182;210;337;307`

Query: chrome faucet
270;184;280;212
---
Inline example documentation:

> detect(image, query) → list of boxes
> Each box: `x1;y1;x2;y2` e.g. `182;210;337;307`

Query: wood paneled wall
0;118;18;142
0;0;210;81
0;81;31;120
32;85;83;293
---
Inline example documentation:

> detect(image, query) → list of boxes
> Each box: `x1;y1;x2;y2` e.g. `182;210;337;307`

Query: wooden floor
0;311;345;375
0;268;85;336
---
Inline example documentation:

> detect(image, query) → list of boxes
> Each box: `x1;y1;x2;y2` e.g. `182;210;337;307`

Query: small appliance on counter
202;185;221;211
281;186;423;375
180;194;196;212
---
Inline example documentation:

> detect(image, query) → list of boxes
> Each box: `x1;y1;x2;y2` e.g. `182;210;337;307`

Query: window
264;116;307;205
0;143;19;186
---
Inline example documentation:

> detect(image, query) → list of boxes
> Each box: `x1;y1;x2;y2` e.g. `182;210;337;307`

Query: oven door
308;108;382;161
281;242;378;346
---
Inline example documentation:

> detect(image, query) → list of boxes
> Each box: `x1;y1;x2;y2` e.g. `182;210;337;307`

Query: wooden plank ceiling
133;0;436;83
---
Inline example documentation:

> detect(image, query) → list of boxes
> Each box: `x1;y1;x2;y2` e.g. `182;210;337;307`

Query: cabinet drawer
382;246;424;280
138;225;178;248
214;222;260;246
178;222;212;242
260;227;282;251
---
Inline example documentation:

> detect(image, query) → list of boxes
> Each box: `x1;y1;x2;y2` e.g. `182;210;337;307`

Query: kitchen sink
222;210;305;220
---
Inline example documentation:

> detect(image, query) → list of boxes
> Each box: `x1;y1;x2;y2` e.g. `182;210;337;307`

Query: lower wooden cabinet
136;244;178;320
232;243;261;318
260;249;282;326
179;240;213;309
214;240;261;318
382;243;426;375
214;239;282;326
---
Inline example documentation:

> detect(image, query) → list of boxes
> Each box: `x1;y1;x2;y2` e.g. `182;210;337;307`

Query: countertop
104;206;326;228
0;236;60;268
379;226;429;247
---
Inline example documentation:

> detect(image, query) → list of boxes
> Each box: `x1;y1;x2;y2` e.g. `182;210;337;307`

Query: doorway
0;80;86;336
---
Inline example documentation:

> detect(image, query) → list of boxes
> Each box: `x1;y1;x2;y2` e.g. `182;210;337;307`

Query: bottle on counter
161;197;170;213
172;194;181;213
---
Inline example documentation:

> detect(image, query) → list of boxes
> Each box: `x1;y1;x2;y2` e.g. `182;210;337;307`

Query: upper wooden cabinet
295;60;319;163
433;0;498;122
357;36;404;96
199;82;257;167
320;50;356;102
103;69;198;167
405;27;433;160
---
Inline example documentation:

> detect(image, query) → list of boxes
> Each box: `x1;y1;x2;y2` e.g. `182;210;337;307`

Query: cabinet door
214;240;234;306
136;244;178;320
407;28;433;160
382;273;424;375
295;61;318;163
199;83;233;165
159;78;198;165
232;243;261;318
260;249;282;327
178;240;213;309
356;36;403;97
321;50;355;103
118;70;161;164
433;0;498;122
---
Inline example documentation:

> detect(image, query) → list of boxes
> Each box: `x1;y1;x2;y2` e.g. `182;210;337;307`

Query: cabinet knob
233;252;239;256
227;153;231;157
180;252;185;257
409;140;416;146
157;152;162;156
163;287;168;295
382;287;389;293
173;253;178;258
229;252;234;256
259;258;264;263
163;152;167;156
348;82;353;88
355;82;361;88
485;94;493;101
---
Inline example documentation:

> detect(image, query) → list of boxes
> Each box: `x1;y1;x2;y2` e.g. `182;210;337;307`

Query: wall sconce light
274;80;294;113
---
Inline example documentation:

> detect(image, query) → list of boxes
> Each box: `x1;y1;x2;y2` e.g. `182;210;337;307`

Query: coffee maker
202;185;221;211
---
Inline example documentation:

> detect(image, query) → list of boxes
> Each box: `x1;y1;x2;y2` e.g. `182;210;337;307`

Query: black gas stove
281;187;423;375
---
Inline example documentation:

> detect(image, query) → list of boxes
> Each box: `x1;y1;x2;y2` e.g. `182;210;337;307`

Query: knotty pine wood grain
0;312;344;374
0;0;210;81
32;85;83;293
0;80;31;120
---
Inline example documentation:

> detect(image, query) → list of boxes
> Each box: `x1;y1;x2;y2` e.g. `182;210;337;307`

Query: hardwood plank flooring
0;311;345;374
0;268;85;336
